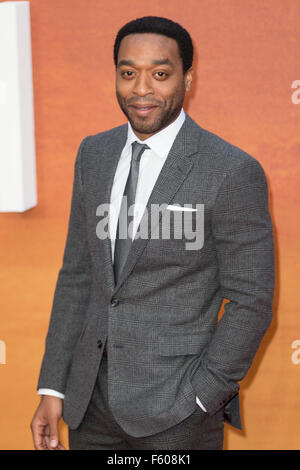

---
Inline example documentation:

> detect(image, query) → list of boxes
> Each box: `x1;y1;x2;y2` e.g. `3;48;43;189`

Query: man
31;16;275;450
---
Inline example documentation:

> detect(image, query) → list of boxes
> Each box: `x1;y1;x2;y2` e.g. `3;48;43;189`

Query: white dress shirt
38;108;207;413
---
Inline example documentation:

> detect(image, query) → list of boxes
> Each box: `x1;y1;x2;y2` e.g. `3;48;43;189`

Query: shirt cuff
38;388;65;400
196;396;207;412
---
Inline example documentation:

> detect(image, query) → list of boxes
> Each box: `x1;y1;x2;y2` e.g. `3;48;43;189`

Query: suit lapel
96;124;128;293
109;113;203;296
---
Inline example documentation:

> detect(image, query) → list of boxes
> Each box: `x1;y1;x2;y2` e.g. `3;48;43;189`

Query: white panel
0;1;37;212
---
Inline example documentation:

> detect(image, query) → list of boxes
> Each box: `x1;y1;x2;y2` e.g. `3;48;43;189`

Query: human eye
121;70;135;79
154;71;169;80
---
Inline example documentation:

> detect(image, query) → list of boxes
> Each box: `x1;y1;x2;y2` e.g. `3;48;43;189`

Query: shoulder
186;113;264;174
80;122;128;151
73;123;127;172
86;122;128;143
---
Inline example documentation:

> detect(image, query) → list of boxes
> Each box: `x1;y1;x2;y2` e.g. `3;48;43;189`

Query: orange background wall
0;0;300;450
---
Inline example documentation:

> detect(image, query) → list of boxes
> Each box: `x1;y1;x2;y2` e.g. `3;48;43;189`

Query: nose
132;71;154;97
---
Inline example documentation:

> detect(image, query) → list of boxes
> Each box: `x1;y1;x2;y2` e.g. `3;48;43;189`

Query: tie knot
131;141;150;162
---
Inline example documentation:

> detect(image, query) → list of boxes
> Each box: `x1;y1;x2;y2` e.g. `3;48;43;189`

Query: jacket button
97;339;102;348
111;298;119;307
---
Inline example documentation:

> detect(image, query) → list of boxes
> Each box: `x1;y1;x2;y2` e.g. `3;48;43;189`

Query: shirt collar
125;108;186;160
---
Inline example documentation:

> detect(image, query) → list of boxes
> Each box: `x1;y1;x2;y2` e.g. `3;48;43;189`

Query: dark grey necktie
113;141;149;284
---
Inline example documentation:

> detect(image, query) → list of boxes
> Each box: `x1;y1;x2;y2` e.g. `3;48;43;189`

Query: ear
184;67;193;91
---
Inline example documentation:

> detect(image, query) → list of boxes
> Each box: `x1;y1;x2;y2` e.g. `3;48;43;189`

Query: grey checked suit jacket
37;113;275;438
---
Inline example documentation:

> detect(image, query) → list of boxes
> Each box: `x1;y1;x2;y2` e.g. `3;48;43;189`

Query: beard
116;89;185;137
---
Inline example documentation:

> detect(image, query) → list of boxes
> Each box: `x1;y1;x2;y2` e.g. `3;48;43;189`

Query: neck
131;109;182;141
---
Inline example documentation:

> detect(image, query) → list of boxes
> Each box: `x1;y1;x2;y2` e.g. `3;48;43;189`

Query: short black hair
113;16;193;74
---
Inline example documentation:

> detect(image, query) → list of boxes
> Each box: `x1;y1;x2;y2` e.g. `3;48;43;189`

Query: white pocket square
166;204;197;212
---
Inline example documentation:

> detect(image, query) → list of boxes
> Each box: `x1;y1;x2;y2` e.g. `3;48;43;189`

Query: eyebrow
117;58;174;68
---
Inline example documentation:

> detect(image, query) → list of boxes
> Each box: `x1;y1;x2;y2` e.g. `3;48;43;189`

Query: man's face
115;33;192;140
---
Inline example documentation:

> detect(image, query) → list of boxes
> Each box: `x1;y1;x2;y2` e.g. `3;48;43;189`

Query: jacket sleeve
190;157;275;416
37;138;92;394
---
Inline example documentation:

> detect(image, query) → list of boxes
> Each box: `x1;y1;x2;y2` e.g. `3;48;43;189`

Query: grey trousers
68;355;224;450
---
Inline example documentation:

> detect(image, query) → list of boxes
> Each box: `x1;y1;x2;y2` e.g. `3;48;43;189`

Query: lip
129;104;158;117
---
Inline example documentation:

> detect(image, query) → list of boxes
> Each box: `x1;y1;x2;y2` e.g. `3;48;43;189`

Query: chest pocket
143;204;204;255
